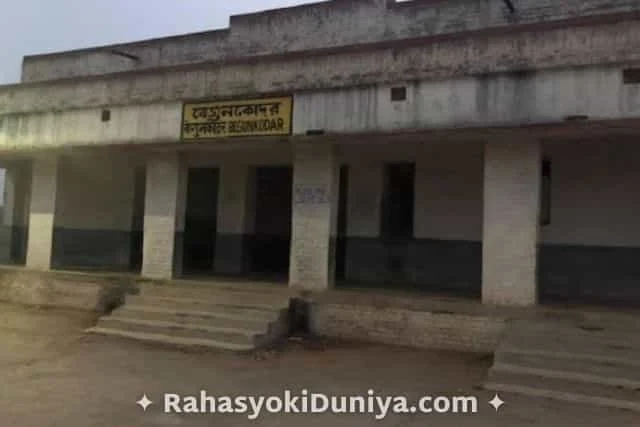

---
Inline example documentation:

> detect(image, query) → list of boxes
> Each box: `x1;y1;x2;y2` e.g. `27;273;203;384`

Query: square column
26;156;58;270
289;143;339;291
142;153;182;279
482;139;541;306
215;163;250;275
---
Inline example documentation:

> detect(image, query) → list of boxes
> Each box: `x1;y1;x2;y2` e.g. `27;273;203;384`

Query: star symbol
137;394;153;411
489;394;505;412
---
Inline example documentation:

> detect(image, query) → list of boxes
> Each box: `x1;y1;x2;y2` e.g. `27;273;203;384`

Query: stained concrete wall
541;140;640;247
20;0;640;82
539;139;640;304
338;141;483;293
339;138;640;304
0;103;181;150
181;145;293;168
342;138;640;249
413;143;483;242
55;155;137;231
4;18;640;117
52;154;141;270
293;67;640;133
4;64;640;151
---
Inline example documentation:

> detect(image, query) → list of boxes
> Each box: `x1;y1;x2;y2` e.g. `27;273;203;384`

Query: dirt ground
0;302;637;427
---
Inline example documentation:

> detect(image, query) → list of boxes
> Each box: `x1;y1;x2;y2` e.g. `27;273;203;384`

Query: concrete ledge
0;267;136;312
309;293;507;353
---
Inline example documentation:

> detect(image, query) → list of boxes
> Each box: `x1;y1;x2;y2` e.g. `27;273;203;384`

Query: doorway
183;168;219;275
335;165;349;281
249;166;293;278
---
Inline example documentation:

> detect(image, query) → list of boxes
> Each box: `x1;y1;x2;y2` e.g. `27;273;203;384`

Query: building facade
2;0;640;307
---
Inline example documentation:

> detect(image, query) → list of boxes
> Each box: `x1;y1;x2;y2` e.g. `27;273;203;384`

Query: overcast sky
0;0;319;85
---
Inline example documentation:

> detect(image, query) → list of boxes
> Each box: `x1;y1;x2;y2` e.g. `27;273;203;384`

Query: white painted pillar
26;156;59;270
289;142;339;291
141;153;182;279
482;140;541;306
215;163;249;275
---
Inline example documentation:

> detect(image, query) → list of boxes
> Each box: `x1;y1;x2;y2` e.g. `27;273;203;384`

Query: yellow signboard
182;96;293;140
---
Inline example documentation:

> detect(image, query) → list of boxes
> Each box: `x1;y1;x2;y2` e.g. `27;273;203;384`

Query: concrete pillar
141;153;182;279
215;163;249;275
26;156;59;270
289;143;339;291
482;140;541;306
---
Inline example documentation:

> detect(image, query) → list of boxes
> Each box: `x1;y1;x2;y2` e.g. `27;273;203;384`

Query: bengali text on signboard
181;96;293;140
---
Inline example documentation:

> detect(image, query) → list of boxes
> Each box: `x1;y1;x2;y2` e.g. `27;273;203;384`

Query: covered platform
1;119;640;308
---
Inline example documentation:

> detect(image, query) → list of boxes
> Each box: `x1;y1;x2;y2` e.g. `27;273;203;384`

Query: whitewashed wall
541;139;640;247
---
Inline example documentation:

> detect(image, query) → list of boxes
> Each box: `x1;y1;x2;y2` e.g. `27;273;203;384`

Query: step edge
127;295;288;311
139;287;291;299
86;327;255;351
121;304;281;320
114;311;273;329
499;347;640;368
140;281;290;294
491;362;640;390
100;316;265;337
496;352;640;376
484;383;640;412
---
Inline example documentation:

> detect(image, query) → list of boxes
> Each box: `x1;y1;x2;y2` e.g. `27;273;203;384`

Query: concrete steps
495;350;640;382
485;318;640;412
87;282;290;351
115;305;275;331
125;295;284;318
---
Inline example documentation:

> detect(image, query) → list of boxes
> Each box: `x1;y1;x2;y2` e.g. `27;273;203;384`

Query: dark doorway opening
183;168;219;275
381;162;415;241
249;166;292;278
129;166;146;272
335;165;349;281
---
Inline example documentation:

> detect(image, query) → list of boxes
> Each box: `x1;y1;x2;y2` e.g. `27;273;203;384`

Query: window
390;86;407;102
541;158;551;226
623;69;640;84
381;162;415;240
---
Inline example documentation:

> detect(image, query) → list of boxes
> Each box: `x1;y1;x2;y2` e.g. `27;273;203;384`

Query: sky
0;0;320;85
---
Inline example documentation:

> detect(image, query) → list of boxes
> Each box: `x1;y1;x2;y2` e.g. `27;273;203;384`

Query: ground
0;303;637;427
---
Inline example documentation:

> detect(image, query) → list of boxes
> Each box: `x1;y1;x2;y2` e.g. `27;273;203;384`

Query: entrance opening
129;166;146;272
381;162;415;241
249;166;292;278
335;165;349;280
183;168;219;275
